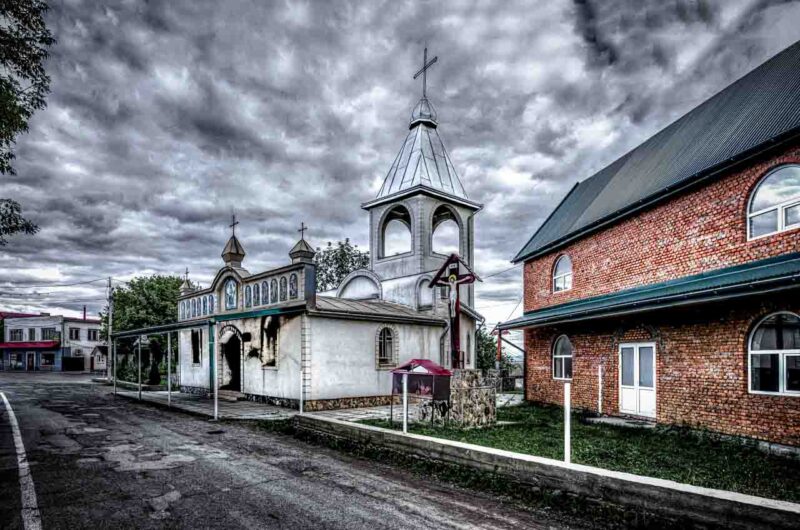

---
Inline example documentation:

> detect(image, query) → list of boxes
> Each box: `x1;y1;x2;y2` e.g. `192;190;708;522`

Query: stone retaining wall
293;414;800;530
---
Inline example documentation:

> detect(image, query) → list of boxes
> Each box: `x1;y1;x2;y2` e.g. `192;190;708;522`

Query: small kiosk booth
391;359;452;429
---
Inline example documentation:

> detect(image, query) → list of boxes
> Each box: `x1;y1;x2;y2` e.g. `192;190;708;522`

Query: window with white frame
9;329;23;341
749;312;800;395
552;335;573;380
69;328;80;340
42;328;58;340
253;283;260;306
88;329;99;341
245;285;252;307
553;255;573;292
376;326;396;368
208;295;215;314
748;165;800;239
28;328;35;341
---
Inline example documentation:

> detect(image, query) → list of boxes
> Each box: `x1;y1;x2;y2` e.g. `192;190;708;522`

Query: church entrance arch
219;325;243;391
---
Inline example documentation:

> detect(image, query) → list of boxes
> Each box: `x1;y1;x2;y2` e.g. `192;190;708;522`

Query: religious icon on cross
413;47;438;98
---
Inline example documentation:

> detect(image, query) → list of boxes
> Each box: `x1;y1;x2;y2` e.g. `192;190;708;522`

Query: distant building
0;313;104;371
502;42;800;446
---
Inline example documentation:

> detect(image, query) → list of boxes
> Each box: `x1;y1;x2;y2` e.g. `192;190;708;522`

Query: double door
619;343;656;418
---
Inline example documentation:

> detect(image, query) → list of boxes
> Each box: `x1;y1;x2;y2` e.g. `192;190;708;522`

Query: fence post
137;338;142;401
598;365;603;415
564;381;571;464
167;332;172;408
402;373;408;434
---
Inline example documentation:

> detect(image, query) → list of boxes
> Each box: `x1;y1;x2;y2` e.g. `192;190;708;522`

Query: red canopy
0;341;60;350
392;358;452;376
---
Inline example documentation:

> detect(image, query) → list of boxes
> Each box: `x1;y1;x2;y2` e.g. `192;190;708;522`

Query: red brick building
501;43;800;447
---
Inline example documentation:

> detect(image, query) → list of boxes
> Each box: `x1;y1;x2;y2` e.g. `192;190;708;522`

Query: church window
431;205;460;255
261;281;268;304
191;299;197;317
225;279;237;310
191;329;203;364
179;302;185;320
553;335;573;380
289;274;298;299
280;277;287;301
253;283;260;306
262;316;280;367
748;165;800;239
553;255;573;292
202;296;208;315
208;295;214;314
418;279;433;309
245;285;252;308
270;279;278;303
749;312;800;394
376;326;396;368
381;205;412;257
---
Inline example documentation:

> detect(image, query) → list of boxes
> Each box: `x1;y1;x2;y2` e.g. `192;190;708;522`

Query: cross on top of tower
298;222;308;240
229;213;239;237
184;267;189;280
413;47;438;98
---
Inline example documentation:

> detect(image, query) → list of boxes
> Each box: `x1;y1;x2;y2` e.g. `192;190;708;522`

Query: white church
175;65;484;410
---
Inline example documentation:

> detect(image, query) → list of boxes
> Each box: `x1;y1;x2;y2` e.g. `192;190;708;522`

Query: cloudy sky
2;0;800;329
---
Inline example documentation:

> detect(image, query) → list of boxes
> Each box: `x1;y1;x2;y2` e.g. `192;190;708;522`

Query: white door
619;343;656;418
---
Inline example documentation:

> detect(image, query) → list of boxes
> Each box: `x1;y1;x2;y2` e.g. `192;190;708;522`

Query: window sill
262;365;278;371
748;390;800;397
552;377;572;382
376;365;396;371
747;223;800;242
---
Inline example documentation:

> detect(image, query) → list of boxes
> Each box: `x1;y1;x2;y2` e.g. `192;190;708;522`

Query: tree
0;0;55;176
476;325;499;371
0;198;38;245
314;238;370;292
1;1;55;243
100;275;183;385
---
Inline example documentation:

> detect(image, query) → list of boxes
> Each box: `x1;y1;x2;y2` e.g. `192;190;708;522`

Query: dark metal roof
514;41;800;263
313;297;446;325
499;252;800;330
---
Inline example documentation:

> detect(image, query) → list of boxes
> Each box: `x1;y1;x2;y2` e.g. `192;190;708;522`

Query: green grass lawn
362;403;800;503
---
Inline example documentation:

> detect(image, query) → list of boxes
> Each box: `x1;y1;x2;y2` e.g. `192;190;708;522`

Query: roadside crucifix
413;46;438;98
429;254;481;369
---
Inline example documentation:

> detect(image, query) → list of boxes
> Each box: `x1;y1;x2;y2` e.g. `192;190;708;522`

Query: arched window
261;281;269;305
289;274;298;299
431;205;460;255
202;296;208;315
381;205;412;257
180;302;185;320
208;295;214;314
749;312;800;394
553;335;573;380
245;285;252;308
553;255;573;292
417;279;434;309
253;283;260;306
225;279;237;310
748;165;800;239
270;279;278;303
279;277;287;301
191;299;196;318
377;327;396;368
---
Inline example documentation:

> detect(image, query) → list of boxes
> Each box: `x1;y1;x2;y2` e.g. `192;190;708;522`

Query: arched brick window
749;312;800;395
553;255;573;292
748;165;800;239
553;335;573;380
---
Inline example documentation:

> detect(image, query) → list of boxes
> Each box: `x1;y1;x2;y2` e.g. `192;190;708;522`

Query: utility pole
107;277;113;384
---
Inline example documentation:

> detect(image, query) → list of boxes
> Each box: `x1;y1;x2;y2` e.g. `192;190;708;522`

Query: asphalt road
0;373;586;529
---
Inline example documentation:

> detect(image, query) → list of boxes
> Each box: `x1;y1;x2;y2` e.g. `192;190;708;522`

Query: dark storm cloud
2;0;800;324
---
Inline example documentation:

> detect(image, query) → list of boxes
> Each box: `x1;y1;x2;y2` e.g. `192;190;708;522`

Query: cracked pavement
0;373;586;529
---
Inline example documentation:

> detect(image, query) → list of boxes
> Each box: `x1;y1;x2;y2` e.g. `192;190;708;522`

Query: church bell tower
361;48;482;309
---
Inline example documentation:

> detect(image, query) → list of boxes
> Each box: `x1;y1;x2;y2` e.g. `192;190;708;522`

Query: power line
0;277;108;289
478;263;522;280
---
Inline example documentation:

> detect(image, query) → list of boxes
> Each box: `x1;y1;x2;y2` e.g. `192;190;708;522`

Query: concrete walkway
113;389;296;421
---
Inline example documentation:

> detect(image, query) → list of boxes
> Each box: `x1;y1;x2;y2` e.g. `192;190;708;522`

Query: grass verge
361;403;800;503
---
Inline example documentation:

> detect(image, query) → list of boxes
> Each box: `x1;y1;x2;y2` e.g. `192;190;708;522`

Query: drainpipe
438;321;450;368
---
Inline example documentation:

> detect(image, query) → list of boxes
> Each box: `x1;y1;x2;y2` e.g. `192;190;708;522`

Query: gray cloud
2;0;800;327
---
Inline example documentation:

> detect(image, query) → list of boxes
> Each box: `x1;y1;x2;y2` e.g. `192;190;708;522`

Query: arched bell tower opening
380;205;413;258
431;205;461;256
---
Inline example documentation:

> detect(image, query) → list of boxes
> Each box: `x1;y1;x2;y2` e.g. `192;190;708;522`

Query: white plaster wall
178;327;210;389
240;315;302;400
308;317;443;400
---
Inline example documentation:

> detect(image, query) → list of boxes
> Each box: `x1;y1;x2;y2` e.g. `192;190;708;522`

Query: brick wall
523;142;800;313
524;295;800;446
